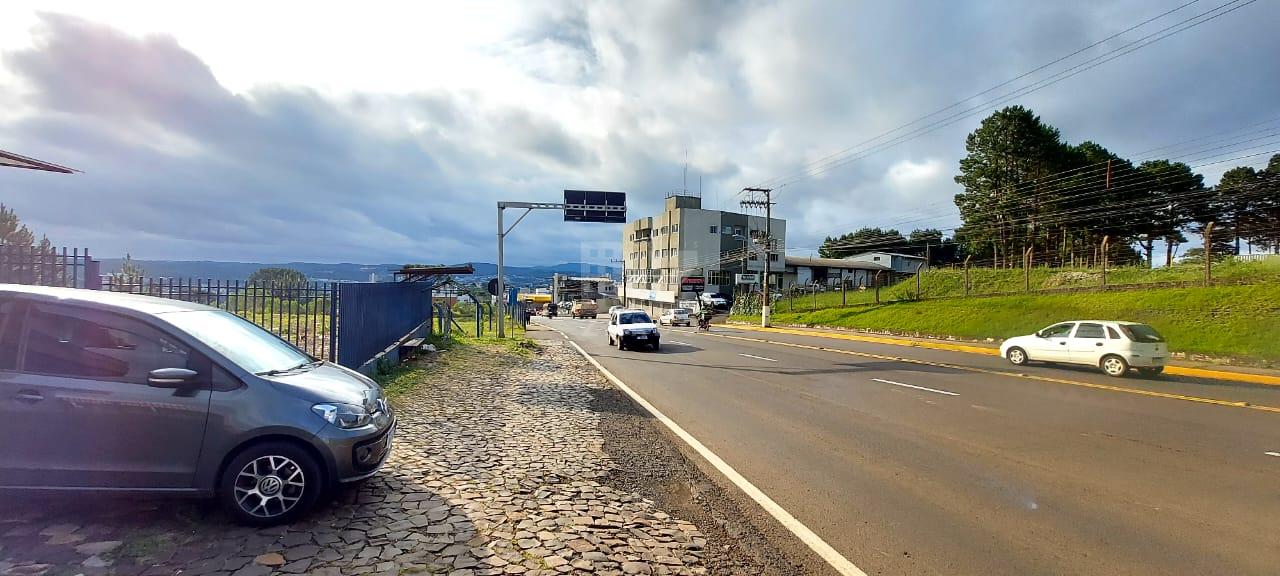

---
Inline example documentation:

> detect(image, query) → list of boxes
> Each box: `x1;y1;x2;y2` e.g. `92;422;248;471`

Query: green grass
754;282;1280;364
775;258;1280;314
374;331;539;399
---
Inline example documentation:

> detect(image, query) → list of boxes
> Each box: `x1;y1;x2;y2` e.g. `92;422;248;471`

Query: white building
846;251;927;274
782;256;890;289
621;195;785;314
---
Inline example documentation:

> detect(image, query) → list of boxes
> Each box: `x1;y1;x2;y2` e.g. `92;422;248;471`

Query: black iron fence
0;244;99;288
101;277;338;361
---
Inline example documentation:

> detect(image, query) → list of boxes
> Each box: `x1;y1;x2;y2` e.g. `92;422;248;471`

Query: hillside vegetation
776;258;1280;313
760;262;1280;364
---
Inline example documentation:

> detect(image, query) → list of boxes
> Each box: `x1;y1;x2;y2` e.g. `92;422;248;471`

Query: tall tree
1248;154;1280;252
954;106;1070;266
818;227;906;258
0;205;35;246
248;267;308;286
1133;160;1205;267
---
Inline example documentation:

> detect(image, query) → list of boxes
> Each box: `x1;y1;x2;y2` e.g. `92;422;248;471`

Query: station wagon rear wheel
1101;355;1130;378
220;442;321;526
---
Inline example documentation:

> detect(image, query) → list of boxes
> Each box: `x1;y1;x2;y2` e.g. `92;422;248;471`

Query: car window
1120;324;1166;343
23;304;193;384
1041;323;1075;338
1075;323;1105;339
619;313;651;324
1106;326;1121;339
0;299;22;371
161;310;311;374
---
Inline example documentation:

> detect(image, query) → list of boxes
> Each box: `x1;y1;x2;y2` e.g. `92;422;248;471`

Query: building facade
782;256;890;289
846;251;927;274
620;195;785;314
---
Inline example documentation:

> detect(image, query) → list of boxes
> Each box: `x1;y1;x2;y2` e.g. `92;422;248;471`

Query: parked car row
0;285;396;525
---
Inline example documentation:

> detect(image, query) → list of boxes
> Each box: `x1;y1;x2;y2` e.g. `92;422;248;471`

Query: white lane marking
669;341;691;346
738;353;777;362
1266;451;1280;457
551;329;868;576
870;377;959;397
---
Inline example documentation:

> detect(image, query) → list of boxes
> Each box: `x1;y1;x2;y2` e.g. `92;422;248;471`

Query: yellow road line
692;329;1280;415
728;324;1280;387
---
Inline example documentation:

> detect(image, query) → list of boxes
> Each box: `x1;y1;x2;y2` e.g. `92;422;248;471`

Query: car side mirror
1035;331;1045;338
148;367;198;388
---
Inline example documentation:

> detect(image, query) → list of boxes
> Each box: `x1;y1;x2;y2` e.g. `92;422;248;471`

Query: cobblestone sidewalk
0;339;710;576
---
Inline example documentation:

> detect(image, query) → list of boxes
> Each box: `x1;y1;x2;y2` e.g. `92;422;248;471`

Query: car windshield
162;310;314;374
619;313;651;324
1120;324;1166;343
673;309;689;314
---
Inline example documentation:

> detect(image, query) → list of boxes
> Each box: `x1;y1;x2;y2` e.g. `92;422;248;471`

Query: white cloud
1;1;1278;264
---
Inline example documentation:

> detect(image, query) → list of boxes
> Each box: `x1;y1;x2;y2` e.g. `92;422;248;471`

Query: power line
754;0;1259;194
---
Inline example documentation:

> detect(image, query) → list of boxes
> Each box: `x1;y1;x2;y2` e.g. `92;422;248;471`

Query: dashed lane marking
870;377;959;396
685;329;1280;415
738;353;777;362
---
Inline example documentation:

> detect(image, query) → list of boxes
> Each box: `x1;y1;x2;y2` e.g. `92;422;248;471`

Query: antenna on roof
682;148;688;195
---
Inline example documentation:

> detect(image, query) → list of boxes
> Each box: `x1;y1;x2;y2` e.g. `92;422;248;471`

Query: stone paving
0;340;709;576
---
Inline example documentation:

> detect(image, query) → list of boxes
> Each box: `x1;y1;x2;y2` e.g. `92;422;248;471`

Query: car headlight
312;403;371;429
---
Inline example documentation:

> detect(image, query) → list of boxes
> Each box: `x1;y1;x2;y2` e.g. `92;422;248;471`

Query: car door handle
14;390;44;403
1059;341;1067;345
1095;342;1104;347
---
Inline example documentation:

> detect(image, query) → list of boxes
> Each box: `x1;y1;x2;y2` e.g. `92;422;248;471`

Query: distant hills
97;259;619;287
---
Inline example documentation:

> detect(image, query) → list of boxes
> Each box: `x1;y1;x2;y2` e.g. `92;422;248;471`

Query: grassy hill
774;258;1280;312
755;259;1280;364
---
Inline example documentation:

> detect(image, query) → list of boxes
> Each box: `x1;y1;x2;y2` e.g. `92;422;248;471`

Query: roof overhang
0;150;77;174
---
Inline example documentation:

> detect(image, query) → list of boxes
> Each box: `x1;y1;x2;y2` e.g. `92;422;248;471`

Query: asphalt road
534;315;1280;576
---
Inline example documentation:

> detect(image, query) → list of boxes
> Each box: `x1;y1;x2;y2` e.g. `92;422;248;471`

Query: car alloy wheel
1101;355;1129;377
1007;347;1027;365
234;455;306;520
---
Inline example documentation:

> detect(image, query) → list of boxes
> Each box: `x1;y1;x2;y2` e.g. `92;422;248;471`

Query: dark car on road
0;285;395;525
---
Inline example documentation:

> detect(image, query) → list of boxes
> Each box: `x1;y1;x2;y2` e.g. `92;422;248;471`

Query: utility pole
740;187;774;327
610;257;626;306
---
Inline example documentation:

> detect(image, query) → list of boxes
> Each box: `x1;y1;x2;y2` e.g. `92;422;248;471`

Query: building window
671;248;677;256
661;226;669;235
709;225;717;234
769;254;779;262
672;224;679;233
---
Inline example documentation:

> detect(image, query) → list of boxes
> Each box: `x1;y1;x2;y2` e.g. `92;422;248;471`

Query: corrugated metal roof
784;256;891;270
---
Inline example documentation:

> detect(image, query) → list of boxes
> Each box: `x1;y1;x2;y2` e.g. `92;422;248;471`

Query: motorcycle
697;315;712;331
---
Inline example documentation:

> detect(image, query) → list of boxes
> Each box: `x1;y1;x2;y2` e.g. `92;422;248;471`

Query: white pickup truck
607;309;660;351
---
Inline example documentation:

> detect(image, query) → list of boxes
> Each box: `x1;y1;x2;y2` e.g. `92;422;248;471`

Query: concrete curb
727;323;1280;387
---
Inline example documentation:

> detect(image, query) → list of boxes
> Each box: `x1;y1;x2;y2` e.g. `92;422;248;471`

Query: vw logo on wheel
258;475;283;496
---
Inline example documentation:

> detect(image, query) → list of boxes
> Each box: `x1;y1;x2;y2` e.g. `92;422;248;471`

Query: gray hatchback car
0;285;395;525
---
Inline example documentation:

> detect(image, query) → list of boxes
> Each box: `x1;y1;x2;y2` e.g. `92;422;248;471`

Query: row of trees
818;227;958;264
952;106;1280;267
819;106;1280;267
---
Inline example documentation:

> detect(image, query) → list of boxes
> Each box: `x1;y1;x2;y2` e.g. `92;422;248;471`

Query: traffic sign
564;190;627;223
487;278;500;296
735;273;759;284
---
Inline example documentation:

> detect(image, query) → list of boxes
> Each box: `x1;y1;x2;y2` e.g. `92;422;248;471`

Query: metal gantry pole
497;203;506;338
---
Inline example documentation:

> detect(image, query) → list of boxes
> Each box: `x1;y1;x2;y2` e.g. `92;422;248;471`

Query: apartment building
620;195;785;314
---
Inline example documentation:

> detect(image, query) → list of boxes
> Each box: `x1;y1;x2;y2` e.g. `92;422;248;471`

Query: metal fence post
1204;221;1215;285
327;283;339;362
875;271;882;304
963;255;972;297
1100;236;1110;288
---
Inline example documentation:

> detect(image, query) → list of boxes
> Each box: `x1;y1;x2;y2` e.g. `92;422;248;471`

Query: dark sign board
487;278;500;296
680;276;705;290
564;190;627;223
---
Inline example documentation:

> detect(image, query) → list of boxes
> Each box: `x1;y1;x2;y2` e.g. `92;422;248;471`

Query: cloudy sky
1;0;1277;265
